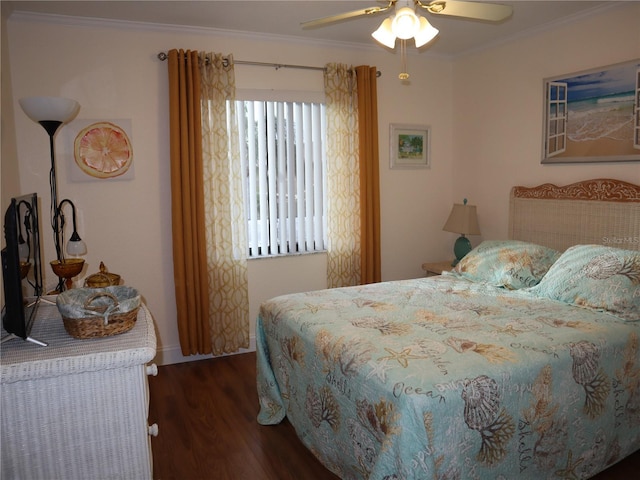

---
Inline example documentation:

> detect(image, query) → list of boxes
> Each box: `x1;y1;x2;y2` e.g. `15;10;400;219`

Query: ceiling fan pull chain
399;39;409;80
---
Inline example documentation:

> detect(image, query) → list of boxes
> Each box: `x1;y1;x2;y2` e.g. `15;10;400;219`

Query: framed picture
62;118;135;181
390;124;431;169
542;59;640;164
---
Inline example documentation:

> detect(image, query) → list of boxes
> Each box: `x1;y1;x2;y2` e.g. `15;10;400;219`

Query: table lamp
443;198;480;266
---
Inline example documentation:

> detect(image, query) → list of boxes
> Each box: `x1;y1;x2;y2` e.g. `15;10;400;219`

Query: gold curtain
167;49;249;356
324;63;381;287
355;66;381;284
199;52;249;355
324;63;361;288
167;49;211;355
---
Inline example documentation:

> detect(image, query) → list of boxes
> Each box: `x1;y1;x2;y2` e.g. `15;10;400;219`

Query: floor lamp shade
19;97;80;124
443;200;480;265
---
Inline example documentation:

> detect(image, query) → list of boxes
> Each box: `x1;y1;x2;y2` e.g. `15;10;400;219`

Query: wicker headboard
509;178;640;252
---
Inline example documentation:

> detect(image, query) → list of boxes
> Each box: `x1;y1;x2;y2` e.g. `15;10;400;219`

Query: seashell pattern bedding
256;272;639;479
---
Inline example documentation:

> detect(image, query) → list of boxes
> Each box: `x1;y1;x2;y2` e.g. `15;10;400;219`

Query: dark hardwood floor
149;352;338;480
149;352;639;480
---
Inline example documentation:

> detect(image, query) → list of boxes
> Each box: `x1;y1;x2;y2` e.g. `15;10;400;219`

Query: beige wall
452;3;640;240
3;4;639;364
5;13;454;363
1;3;20;214
1;3;19;306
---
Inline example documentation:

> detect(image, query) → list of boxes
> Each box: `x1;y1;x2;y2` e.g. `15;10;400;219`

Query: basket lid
85;261;121;288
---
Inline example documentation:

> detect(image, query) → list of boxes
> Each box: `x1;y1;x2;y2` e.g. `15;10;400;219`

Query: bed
256;178;640;479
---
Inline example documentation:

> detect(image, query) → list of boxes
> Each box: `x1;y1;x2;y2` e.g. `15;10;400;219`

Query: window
235;100;327;257
545;81;568;158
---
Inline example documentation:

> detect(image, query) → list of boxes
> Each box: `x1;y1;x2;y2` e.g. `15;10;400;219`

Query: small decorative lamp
443;198;480;266
49;200;87;291
57;199;87;256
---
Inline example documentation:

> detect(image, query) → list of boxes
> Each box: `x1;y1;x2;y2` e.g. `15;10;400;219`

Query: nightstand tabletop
421;261;454;276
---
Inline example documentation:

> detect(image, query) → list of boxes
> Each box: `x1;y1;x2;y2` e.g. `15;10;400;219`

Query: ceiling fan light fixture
372;17;396;48
414;16;439;48
392;6;419;39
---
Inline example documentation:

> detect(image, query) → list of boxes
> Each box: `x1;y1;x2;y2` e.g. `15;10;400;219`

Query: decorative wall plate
74;121;133;178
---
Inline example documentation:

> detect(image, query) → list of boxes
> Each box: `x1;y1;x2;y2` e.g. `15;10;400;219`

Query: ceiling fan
301;0;513;79
302;0;513;31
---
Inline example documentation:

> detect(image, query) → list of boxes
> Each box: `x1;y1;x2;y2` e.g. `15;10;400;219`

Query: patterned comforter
256;274;640;479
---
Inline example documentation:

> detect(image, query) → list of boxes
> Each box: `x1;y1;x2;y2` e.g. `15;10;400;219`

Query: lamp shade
66;237;88;256
19;97;79;124
372;17;396;48
443;202;480;236
414;17;439;48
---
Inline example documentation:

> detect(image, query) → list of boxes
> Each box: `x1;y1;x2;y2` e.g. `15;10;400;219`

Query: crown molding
8;10;381;53
10;3;624;61
453;2;623;59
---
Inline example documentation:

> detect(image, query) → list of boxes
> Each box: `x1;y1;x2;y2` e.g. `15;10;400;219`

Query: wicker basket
56;286;141;339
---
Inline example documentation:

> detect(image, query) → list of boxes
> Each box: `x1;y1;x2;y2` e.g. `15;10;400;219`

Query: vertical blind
236;100;327;257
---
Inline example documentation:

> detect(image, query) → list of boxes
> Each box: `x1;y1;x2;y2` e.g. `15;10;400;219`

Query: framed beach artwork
390;124;431;169
542;59;640;163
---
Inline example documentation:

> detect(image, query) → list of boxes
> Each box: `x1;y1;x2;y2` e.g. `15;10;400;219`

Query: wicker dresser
1;299;157;479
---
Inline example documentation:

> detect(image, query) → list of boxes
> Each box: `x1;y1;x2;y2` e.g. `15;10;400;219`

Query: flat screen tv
1;193;47;346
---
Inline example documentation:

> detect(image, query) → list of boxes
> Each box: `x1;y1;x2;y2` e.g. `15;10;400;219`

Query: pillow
528;244;639;321
452;240;561;289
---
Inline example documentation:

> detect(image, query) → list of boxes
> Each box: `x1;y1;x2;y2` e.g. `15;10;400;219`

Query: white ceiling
5;0;614;56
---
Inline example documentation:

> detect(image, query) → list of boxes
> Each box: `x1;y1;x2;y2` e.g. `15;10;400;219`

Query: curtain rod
157;52;381;77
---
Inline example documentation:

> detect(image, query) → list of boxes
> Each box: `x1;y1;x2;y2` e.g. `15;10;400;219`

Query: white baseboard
153;335;256;366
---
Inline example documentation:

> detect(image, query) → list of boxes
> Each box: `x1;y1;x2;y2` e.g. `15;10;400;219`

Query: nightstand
422;261;454;276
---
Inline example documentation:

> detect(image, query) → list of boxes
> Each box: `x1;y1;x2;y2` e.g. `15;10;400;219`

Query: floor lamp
19;96;87;291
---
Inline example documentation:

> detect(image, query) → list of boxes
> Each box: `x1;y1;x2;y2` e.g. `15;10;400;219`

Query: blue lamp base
451;235;472;266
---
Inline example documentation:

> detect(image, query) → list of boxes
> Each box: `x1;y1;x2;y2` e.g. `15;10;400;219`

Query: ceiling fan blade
301;4;393;29
420;1;513;22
